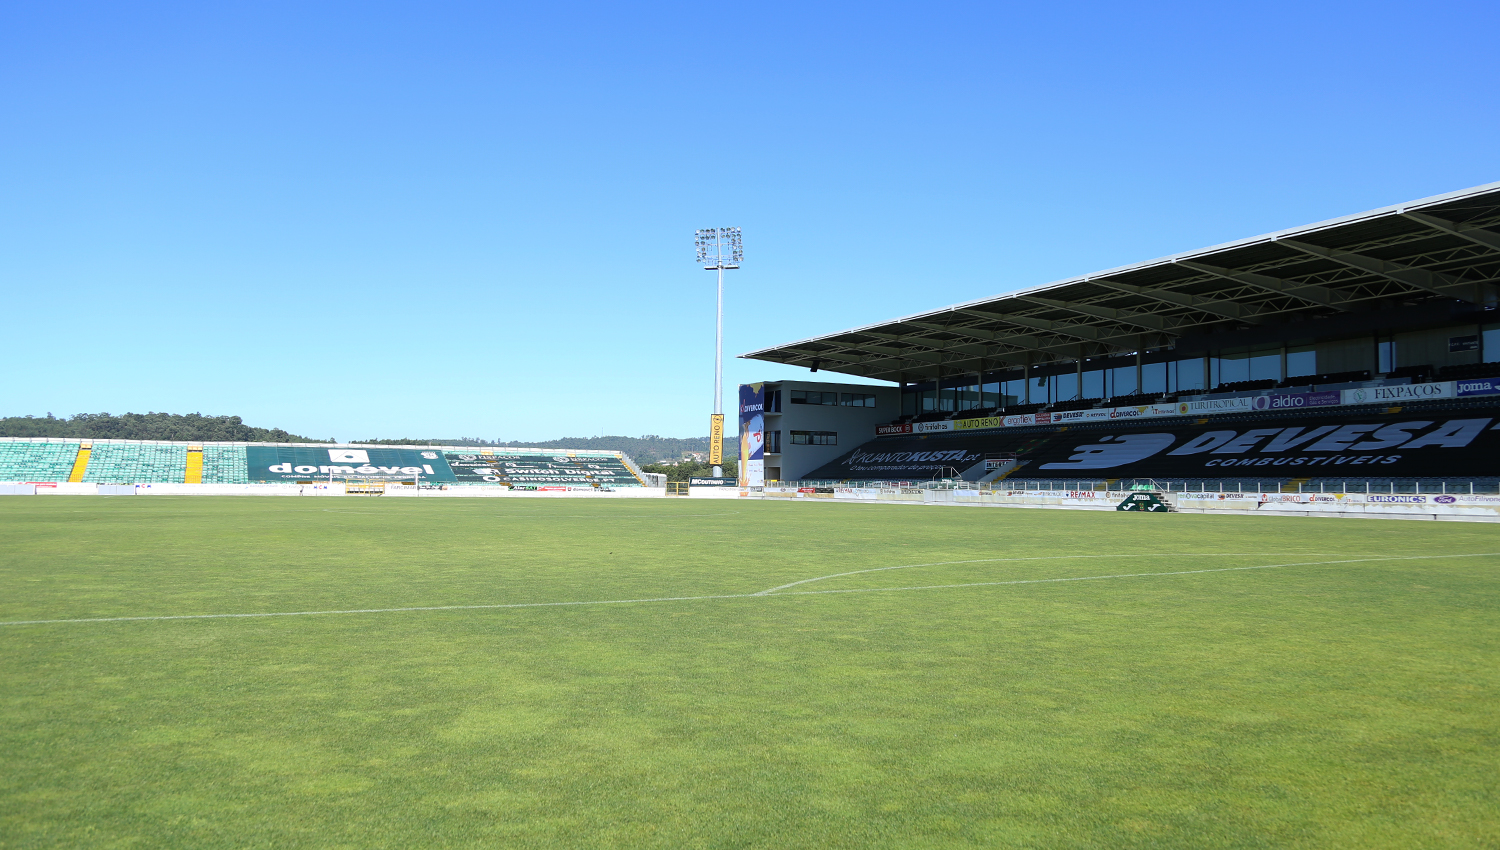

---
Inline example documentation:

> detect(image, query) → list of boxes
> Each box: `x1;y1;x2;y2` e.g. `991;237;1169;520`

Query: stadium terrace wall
0;439;649;491
805;400;1500;481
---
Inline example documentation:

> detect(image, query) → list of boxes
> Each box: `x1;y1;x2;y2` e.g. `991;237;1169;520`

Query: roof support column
1136;340;1143;397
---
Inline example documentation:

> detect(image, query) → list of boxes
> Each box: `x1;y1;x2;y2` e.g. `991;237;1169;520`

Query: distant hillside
0;413;323;443
0;415;722;463
352;435;715;464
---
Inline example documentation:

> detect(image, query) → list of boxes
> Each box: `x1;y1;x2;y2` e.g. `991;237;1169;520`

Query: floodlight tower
695;227;742;477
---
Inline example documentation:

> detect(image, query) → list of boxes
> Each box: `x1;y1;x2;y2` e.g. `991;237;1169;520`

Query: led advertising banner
246;446;457;482
809;408;1500;480
739;383;765;486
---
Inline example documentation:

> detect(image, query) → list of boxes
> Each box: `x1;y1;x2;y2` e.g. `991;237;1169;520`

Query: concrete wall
761;379;901;481
1316;336;1375;374
1395;325;1483;370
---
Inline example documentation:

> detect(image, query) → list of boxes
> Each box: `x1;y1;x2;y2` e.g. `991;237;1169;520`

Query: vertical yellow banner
708;414;725;465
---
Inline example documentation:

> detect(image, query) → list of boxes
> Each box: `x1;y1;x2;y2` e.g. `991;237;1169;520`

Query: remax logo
328;449;369;463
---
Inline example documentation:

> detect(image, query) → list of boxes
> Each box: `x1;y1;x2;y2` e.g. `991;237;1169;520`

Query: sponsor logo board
1344;382;1456;404
1181;397;1254;414
739;383;765;486
248;446;456;482
955;416;1005;430
815;411;1500;480
1457;379;1500;398
1252;391;1341;411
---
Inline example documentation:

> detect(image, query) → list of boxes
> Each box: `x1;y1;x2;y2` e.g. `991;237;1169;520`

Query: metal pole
712;246;724;478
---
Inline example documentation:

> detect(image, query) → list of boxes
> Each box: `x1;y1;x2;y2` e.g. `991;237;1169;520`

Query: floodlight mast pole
696;227;741;479
715;232;724;426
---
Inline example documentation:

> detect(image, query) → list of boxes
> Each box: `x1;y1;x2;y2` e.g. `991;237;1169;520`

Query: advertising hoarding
739;383;765;486
809;410;1500;480
708;414;725;465
246;446;457;482
444;453;638;486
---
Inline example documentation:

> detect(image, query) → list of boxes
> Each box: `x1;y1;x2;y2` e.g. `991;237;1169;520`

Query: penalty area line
0;553;1492;628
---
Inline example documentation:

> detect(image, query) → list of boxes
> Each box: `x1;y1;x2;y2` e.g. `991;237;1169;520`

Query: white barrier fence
2;482;668;499
753;483;1500;521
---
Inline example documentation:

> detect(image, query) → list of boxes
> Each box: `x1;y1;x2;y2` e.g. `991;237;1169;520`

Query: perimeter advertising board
445;453;639;487
246;446;458;482
739;383;765;486
810;408;1500;480
1019;413;1500;478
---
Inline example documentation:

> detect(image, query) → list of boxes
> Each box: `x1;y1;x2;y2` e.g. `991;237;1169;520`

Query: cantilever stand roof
740;182;1500;383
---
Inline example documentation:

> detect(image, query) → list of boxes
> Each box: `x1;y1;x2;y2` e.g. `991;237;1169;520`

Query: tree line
352;434;719;464
0;413;732;465
638;457;739;483
0;413;323;443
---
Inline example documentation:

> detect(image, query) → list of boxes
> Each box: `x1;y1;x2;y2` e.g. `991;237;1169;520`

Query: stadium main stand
739;181;1500;487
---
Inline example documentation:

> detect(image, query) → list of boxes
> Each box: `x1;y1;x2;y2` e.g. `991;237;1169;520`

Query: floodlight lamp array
694;226;743;269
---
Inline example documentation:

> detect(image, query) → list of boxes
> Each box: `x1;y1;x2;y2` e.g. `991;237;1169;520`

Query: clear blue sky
3;1;1496;442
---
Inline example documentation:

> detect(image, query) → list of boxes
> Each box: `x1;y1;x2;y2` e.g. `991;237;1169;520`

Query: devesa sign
1032;417;1496;477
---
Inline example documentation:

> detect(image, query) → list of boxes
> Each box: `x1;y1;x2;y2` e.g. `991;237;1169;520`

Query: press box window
840;393;876;407
790;390;838;405
790;430;837;446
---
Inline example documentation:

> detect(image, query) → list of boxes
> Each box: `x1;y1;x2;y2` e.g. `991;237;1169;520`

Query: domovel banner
247;447;458;482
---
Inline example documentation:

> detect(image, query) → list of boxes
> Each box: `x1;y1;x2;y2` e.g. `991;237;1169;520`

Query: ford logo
1434;495;1457;504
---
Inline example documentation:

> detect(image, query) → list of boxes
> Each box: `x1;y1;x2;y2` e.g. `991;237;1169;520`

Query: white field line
752;552;1341;595
317;510;741;518
0;553;1493;628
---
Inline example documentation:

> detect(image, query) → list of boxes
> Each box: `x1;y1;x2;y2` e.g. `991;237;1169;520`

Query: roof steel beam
1400;211;1500;254
904;320;1144;363
1172;259;1354;311
1084;278;1265;323
1276;238;1473;301
1011;294;1175;332
952;308;1105;341
903;320;1044;348
827;339;954;366
767;349;873;369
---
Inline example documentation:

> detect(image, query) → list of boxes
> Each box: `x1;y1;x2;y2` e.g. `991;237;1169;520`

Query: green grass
1;496;1497;848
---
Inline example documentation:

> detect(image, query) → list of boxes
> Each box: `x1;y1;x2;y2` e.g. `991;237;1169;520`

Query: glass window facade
790;390;838;405
840;393;876;407
790;430;837;446
895;343;1351;413
1287;346;1316;379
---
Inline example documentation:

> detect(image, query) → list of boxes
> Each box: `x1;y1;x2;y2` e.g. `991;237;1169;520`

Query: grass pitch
1;496;1497;848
